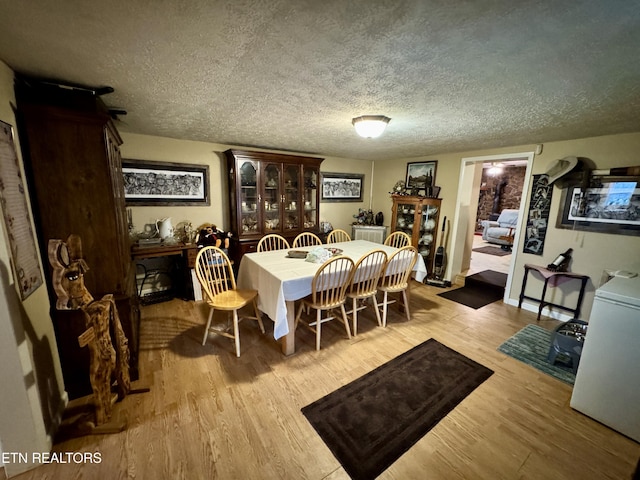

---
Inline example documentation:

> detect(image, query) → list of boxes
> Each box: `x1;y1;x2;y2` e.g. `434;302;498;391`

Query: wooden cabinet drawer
186;246;198;268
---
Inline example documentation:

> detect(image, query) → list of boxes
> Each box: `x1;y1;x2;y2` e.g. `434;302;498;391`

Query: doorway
470;160;528;275
447;152;534;299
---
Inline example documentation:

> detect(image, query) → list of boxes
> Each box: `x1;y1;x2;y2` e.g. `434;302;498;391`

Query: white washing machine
570;273;640;441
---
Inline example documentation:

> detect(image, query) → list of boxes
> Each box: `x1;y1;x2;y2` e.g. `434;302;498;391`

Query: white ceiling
1;0;639;161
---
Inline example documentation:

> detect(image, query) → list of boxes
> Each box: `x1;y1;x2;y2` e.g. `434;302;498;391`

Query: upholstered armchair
481;209;519;248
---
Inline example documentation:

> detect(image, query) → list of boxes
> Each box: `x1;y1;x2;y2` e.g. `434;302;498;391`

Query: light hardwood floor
11;282;639;479
468;234;512;276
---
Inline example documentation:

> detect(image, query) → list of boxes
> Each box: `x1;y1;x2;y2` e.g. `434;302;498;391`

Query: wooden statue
48;234;138;431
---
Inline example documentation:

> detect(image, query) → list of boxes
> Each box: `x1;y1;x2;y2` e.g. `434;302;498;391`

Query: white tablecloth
236;240;427;340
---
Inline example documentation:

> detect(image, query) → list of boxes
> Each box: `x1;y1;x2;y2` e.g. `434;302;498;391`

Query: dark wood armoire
224;149;323;265
14;78;139;399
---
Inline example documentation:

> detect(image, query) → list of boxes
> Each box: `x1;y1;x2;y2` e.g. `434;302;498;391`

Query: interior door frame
448;151;534;301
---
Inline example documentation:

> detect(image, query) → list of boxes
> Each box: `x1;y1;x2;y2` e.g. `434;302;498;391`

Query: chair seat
377;246;418;327
378;282;410;294
195;246;264;356
346;285;380;304
346;289;377;300
207;289;258;310
294;255;355;350
345;249;388;336
299;294;346;311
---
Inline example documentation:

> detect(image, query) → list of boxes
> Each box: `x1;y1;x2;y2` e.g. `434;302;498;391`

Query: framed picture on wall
122;159;210;206
0;120;43;299
523;174;553;255
320;172;364;202
405;161;437;189
557;178;640;236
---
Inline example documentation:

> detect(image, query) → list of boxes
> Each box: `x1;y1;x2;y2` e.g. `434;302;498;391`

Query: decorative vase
375;212;384;226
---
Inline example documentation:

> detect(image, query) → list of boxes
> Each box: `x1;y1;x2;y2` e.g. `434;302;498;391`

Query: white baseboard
504;297;574;322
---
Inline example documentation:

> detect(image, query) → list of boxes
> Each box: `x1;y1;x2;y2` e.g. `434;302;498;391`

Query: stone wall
476;165;526;231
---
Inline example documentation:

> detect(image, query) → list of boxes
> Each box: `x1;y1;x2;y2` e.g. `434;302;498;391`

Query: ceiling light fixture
487;162;504;176
352;115;391;138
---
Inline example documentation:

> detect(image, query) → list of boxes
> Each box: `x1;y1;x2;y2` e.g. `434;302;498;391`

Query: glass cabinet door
303;166;319;229
283;165;300;231
395;201;417;238
418;201;439;263
225;150;324;255
263;163;282;233
239;160;259;235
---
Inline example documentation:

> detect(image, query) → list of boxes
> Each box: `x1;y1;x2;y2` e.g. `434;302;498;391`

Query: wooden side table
518;264;589;321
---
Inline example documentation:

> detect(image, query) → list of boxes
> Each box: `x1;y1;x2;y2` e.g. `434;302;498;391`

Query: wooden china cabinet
390;194;442;276
225;149;323;264
15;78;139;399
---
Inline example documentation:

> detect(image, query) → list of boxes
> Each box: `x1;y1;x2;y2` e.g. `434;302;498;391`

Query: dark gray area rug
301;339;493;480
498;324;575;385
437;270;507;309
472;245;511;256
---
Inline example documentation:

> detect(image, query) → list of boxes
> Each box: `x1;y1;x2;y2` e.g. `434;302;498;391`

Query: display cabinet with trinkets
225;149;323;263
390;194;442;275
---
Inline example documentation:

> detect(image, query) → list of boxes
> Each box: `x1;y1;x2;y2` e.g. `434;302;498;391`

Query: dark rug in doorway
472;245;511;257
301;339;493;480
437;270;507;309
497;324;575;385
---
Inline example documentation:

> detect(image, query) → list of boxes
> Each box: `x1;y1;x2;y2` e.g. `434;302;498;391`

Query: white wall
449;160;485;279
0;61;66;477
120;133;231;234
371;154;461;236
125;131;640;321
320;157;375;231
2;53;639;476
508;134;640;318
120;133;373;235
371;133;640;320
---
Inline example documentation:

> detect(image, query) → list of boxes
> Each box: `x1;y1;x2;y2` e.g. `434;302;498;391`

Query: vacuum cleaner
426;216;451;287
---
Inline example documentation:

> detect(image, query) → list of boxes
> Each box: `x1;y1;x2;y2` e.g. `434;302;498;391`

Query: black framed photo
405;161;437;189
122;159;210;206
557;178;640;236
321;172;364;202
523;174;553;255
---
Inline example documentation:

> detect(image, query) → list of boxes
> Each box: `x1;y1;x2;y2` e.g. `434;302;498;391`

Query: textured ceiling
1;0;639;161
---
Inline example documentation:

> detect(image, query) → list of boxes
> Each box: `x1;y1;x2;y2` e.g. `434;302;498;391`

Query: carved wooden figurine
48;234;131;427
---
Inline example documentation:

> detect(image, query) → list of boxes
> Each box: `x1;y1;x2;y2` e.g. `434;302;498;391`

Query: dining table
236;239;427;355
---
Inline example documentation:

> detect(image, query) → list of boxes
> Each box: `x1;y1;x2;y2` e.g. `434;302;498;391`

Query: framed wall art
122;159;210;206
523;174;553;255
0;120;43;299
557;178;640;236
405;161;437;189
321;172;364;202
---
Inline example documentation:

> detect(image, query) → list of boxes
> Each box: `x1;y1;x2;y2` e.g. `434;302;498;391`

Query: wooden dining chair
295;256;355;350
384;231;412;248
257;234;290;252
377;246;418;327
346;249;388;335
195;246;265;357
326;229;351;244
292;232;322;248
